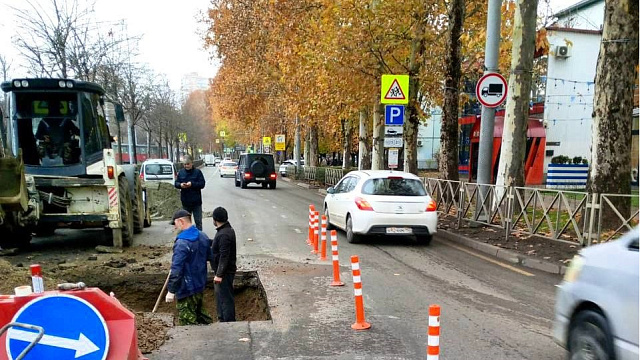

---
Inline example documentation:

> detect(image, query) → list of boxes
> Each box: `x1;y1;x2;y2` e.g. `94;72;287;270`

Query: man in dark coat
165;209;213;325
211;207;237;322
174;155;206;230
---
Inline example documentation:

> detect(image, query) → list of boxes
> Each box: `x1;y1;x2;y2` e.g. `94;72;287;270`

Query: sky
0;0;219;90
0;0;580;91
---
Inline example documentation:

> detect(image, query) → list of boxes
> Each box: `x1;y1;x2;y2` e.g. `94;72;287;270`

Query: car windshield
145;164;173;175
361;178;427;196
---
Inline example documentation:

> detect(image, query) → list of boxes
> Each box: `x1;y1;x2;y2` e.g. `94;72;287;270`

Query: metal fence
423;177;639;246
324;168;344;187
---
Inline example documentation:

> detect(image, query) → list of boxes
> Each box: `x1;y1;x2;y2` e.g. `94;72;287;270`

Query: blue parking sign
6;294;109;360
385;105;404;125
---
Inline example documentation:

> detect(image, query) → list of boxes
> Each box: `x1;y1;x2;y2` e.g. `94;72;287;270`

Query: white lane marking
281;214;287;219
272;205;277;209
294;229;302;234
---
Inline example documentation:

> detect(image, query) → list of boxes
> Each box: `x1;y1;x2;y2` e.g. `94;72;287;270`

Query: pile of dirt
0;259;65;295
135;313;170;354
146;182;182;220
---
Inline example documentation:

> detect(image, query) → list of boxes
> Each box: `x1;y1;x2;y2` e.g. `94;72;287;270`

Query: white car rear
219;161;238;177
204;154;215;166
323;170;437;244
141;159;176;184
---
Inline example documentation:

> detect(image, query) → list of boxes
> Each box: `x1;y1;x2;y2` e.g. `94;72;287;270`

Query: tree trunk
358;108;371;170
342;119;352;168
304;131;310;166
588;0;638;222
309;125;318;167
496;0;539;188
371;102;385;170
404;13;427;175
158;130;163;158
130;123;138;164
439;0;465;181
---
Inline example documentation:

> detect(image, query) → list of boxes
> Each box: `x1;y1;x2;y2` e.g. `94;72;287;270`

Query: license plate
256;177;265;180
386;227;412;234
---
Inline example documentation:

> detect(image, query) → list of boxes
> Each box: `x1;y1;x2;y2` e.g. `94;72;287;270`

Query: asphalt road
163;165;566;360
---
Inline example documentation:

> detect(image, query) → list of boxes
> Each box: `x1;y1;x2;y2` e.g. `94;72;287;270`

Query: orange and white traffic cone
312;211;319;254
330;230;344;286
351;255;371;330
319;215;328;260
307;205;315;245
427;304;441;360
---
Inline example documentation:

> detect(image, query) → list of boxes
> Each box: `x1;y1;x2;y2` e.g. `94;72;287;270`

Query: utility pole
475;0;502;218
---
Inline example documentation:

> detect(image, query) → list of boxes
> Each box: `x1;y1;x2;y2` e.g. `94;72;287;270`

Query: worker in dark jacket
211;207;237;322
174;155;206;230
165;209;213;325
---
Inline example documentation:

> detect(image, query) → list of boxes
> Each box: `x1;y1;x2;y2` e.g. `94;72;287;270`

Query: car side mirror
327;187;335;194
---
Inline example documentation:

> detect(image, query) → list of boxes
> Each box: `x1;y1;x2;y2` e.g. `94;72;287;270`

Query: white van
140;159;177;184
204;154;216;167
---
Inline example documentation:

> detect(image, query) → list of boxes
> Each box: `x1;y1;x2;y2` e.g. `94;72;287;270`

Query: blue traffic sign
6;294;109;360
385;105;405;125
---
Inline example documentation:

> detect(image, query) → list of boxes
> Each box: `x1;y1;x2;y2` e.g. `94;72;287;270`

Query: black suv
235;153;277;189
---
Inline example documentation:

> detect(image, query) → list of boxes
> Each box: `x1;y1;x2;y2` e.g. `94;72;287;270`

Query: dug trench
63;270;272;353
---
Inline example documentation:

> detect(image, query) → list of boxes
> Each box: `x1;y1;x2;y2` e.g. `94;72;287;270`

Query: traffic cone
427;304;441;360
330;230;344;286
320;215;328;260
351;255;371;330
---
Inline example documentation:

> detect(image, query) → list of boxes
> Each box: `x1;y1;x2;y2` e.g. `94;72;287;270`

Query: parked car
140;159;177;184
219;160;238;178
553;228;639;360
214;157;222;166
204;154;216;167
235;153;277;189
323;170;437;244
279;159;303;176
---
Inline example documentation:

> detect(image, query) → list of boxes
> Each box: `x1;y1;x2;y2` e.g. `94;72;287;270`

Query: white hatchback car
219;160;238;177
323;170;437;244
140;159;176;184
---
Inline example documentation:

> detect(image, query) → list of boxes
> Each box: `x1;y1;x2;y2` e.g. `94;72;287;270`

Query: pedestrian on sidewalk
175;155;206;230
211;207;237;322
165;209;213;326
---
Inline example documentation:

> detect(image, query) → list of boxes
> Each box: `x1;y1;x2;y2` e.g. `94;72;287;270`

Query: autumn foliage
203;0;515;155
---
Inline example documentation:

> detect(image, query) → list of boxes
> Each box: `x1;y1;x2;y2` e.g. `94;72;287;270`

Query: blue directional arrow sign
385;105;405;126
6;294;109;360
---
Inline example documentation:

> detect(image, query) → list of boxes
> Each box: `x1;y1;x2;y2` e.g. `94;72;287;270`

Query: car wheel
346;215;361;244
241;179;248;189
568;310;614;360
262;182;268;189
220;174;223;178
235;178;240;187
269;182;276;189
324;205;334;230
416;234;432;246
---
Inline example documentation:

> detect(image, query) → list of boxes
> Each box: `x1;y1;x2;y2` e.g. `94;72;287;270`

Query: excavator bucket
0;154;28;212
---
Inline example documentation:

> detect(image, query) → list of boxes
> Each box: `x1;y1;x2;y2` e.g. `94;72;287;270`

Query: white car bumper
220;170;236;177
352;211;438;236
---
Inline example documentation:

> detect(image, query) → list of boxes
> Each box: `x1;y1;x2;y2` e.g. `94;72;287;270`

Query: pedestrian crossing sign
381;74;409;104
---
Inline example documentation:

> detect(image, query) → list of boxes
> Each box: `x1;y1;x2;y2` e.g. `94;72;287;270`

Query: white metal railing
423;177;638;246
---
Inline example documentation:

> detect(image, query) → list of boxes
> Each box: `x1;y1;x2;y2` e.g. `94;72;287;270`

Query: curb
296;183;311;189
436;229;567;275
281;177;292;183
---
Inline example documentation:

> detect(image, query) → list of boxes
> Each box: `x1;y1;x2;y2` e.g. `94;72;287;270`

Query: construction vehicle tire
132;176;144;234
119;176;134;246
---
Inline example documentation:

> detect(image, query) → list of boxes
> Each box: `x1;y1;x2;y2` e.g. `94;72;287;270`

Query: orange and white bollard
319;215;328;260
312;211;320;253
351;255;371;330
307;205;316;245
427;304;441;360
330;230;344;286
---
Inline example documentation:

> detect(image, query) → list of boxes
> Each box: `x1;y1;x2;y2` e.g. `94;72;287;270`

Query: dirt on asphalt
146;182;183;220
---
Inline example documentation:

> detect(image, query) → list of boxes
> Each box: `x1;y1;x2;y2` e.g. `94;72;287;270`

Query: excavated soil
146;182;183;220
0;245;271;354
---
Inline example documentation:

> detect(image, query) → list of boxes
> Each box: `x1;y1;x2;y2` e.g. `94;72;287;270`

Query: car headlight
563;255;584;283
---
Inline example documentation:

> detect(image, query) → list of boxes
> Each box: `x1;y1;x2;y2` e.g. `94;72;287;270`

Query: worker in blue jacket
165;209;213;325
174;155;206;230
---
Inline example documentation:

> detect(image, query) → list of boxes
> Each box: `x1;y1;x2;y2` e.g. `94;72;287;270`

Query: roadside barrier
330;230;344;286
312;211;319;254
308;205;315;245
350;256;371;330
427;304;441;360
320;215;328;260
